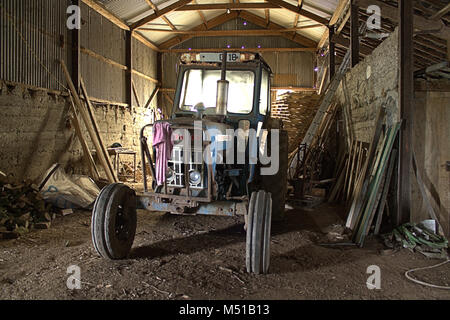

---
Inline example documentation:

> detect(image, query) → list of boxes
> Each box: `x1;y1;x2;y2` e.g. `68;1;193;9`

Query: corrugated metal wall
0;0;71;91
81;3;127;103
162;17;315;89
132;37;158;109
1;0;158;106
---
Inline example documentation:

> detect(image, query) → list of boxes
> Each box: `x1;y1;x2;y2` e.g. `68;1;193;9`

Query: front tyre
246;191;272;274
91;183;137;260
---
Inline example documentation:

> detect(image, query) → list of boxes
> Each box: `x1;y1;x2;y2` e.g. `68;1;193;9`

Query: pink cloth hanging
152;122;173;186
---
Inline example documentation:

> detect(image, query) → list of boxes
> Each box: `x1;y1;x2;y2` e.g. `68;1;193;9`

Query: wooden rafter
265;9;270;27
81;0;129;30
144;0;177;30
131;0;193;30
159;11;240;50
192;0;207;27
429;3;450;21
329;0;348;26
293;0;302;28
265;0;329;25
239;11;318;47
80;0;160;51
137;27;322;36
176;3;280;11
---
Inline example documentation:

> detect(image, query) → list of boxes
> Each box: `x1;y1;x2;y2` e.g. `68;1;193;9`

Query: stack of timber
271;92;321;153
334;107;401;246
60;61;118;184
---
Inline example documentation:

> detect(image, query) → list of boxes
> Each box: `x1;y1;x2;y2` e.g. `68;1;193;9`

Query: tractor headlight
166;167;175;183
189;170;202;185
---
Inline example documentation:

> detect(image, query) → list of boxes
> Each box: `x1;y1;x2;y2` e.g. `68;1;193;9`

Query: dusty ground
1;203;449;300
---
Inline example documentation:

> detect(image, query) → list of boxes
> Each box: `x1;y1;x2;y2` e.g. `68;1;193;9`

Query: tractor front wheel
246;191;272;274
91;183;137;260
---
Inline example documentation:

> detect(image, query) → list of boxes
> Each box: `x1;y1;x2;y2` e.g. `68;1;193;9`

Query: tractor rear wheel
246;191;272;274
91;183;137;260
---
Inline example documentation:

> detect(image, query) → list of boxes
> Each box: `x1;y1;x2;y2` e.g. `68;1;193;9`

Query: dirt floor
1;203;449;300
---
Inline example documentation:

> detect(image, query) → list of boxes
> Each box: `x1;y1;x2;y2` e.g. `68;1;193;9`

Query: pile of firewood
0;178;59;239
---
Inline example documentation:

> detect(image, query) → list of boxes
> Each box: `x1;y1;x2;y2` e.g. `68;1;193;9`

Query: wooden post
126;31;133;108
71;0;81;91
350;4;360;67
157;52;163;112
329;25;335;79
397;0;413;226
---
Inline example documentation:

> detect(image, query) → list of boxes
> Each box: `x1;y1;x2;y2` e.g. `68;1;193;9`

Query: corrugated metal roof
93;0;341;46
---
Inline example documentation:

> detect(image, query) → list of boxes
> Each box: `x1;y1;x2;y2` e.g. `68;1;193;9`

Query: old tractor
91;52;288;274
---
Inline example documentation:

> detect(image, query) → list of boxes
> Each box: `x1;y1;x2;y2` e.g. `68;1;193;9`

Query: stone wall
335;28;400;143
0;81;152;183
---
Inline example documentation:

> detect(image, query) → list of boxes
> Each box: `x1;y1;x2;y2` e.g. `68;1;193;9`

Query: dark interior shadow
130;208;326;260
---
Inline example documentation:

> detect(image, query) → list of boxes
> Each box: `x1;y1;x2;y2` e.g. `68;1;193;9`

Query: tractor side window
259;69;270;115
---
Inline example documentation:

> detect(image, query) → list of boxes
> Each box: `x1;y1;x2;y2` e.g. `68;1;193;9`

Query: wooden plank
126;31;133;108
132;31;160;52
397;0;414;226
81;0;130;30
159;11;239;49
68;94;100;181
131;0;194;30
60;61;116;183
132;80;141;108
329;0;348;26
346;140;359;199
176;3;280;11
137;27;322;34
430;3;450;20
355;124;400;245
346;107;385;229
144;85;160;109
350;4;359;67
374;149;398;235
265;0;329;25
80;77;118;183
161;47;316;53
239;11;318;48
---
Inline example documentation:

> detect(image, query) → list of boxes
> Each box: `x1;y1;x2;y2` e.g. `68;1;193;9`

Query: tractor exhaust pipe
216;52;229;116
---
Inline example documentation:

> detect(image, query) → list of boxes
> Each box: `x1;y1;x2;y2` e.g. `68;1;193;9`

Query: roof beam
144;0;178;30
176;3;280;11
265;0;329;25
329;0;348;26
131;0;193;30
81;0;129;30
161;47;316;53
239;10;318;47
355;0;450;39
137;27;322;36
159;11;240;50
429;3;450;20
80;0;160;51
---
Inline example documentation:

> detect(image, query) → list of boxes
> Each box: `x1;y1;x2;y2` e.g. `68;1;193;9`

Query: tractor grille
167;147;204;189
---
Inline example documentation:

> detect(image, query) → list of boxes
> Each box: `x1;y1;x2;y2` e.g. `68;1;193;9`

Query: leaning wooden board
353;123;401;246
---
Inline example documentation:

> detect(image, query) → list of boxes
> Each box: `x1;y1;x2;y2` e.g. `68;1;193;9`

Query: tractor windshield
178;69;255;115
